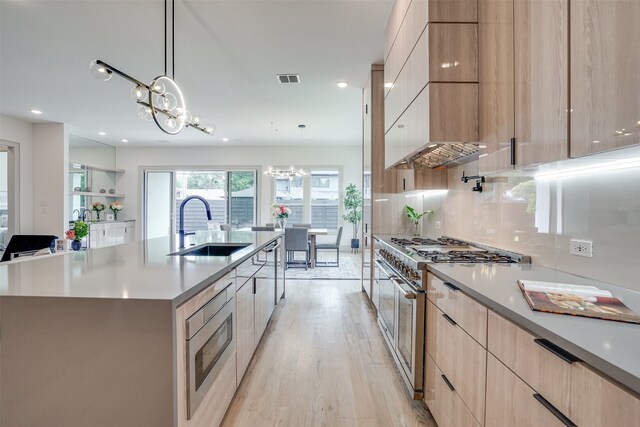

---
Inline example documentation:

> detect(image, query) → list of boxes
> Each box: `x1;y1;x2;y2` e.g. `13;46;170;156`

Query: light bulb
89;60;112;81
192;115;201;124
151;81;165;95
137;104;152;121
130;85;148;101
176;108;192;125
165;117;178;129
204;125;215;135
161;92;177;111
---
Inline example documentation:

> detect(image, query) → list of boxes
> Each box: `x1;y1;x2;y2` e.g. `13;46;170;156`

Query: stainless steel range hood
398;143;480;169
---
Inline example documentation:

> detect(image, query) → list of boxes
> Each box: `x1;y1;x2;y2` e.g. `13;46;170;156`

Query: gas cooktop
416;249;516;264
390;236;469;248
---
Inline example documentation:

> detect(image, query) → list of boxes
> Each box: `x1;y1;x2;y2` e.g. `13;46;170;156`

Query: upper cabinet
479;0;569;174
570;0;640;157
384;0;479;170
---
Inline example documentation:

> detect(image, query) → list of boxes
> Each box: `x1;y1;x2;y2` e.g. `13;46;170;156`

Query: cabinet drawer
487;310;574;417
430;300;486;424
570;362;640;427
486;354;572;427
428;273;487;346
236;256;265;287
425;353;481;427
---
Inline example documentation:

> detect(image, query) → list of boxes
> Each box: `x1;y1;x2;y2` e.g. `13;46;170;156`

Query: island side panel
0;296;174;427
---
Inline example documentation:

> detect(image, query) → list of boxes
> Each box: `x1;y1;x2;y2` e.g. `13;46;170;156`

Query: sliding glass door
144;169;257;239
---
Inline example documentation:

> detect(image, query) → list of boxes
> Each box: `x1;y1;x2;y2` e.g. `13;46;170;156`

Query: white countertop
0;230;281;305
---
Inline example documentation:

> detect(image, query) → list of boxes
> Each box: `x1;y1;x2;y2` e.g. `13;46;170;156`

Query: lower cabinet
236;279;256;384
486;354;568;427
425;353;481;427
89;221;135;248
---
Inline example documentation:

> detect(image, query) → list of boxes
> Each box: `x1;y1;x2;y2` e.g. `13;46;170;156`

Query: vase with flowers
271;203;291;229
66;220;89;251
110;201;123;221
92;201;105;221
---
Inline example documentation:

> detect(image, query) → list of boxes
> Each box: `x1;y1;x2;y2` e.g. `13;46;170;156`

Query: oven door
392;275;424;394
187;293;235;419
375;258;396;342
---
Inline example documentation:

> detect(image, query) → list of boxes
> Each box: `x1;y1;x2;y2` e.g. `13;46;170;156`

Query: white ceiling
0;0;392;147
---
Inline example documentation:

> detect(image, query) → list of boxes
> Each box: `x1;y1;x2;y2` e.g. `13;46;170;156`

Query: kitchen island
0;230;283;427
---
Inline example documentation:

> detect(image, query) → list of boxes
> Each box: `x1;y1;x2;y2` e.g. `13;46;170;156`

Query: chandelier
89;0;213;136
264;166;308;178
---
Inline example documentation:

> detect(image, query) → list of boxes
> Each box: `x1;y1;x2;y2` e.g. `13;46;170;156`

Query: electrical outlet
570;239;593;257
435;221;441;230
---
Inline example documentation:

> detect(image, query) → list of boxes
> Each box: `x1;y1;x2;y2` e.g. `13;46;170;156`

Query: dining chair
220;224;231;231
315;226;343;267
284;227;310;270
292;223;312;228
251;226;275;231
266;223;275;227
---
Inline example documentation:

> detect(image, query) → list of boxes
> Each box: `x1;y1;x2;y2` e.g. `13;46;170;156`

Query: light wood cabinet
478;0;516;174
570;0;640;157
395;168;447;192
486;354;570;427
424;353;481;427
487;310;574;417
514;0;568;166
570;362;640;427
385;83;478;168
236;279;255;385
427;273;487;346
430;301;486;424
479;0;568;173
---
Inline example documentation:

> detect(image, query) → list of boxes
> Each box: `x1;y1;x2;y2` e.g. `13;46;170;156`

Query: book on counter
518;280;640;324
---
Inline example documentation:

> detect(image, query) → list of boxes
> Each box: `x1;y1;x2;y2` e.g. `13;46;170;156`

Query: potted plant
404;205;433;236
342;183;363;250
66;220;89;251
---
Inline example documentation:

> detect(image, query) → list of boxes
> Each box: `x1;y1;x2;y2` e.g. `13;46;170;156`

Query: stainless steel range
373;235;529;400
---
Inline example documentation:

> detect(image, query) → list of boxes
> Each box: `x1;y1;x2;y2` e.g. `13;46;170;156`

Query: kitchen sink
169;243;250;257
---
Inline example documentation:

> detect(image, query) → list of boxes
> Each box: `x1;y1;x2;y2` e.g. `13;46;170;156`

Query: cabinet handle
534;339;580;364
252;277;256;294
510;137;516;166
103;230;105;236
533;394;576;427
443;282;459;292
440;374;455;392
442;313;457;326
402;178;406;191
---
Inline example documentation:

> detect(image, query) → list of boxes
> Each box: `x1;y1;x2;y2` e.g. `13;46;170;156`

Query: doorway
0;141;19;254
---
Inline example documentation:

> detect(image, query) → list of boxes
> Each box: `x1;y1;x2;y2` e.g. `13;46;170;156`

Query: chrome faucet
178;195;212;248
82;209;92;222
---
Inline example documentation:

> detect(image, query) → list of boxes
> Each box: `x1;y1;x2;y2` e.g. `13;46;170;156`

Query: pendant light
89;0;214;136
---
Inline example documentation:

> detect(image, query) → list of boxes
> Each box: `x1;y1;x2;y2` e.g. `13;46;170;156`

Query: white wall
0;114;34;233
115;145;362;244
32;123;68;236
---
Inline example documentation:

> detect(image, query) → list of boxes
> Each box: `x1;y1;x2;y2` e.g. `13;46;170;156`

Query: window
310;170;339;229
275;177;303;224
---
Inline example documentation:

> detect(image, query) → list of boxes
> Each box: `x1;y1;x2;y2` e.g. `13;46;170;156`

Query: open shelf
70;191;125;198
69;160;125;174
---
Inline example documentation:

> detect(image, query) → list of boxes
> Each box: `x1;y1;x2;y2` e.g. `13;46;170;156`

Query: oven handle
391;277;417;300
374;258;395;277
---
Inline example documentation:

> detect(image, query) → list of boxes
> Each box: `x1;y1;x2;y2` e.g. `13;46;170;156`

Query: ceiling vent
277;74;300;84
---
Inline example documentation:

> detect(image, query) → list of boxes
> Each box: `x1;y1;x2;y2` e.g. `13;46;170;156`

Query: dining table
307;228;328;268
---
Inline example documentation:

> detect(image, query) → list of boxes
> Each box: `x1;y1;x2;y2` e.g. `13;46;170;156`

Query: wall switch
570;239;593;257
435;221;441;230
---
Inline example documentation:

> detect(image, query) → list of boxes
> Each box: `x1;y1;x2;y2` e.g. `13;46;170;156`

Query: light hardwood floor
222;279;436;427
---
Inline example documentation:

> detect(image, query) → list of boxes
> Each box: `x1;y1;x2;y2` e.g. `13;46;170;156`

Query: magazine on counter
518;280;640;324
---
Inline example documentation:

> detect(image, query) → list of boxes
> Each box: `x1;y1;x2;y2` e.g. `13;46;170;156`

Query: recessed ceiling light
384;82;394;88
30;109;42;115
222;138;229;142
121;139;128;143
98;131;106;136
592;140;600;144
336;82;348;88
428;144;438;148
479;144;487;149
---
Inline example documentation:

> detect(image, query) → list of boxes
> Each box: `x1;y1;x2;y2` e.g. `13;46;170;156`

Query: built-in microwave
186;283;235;419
